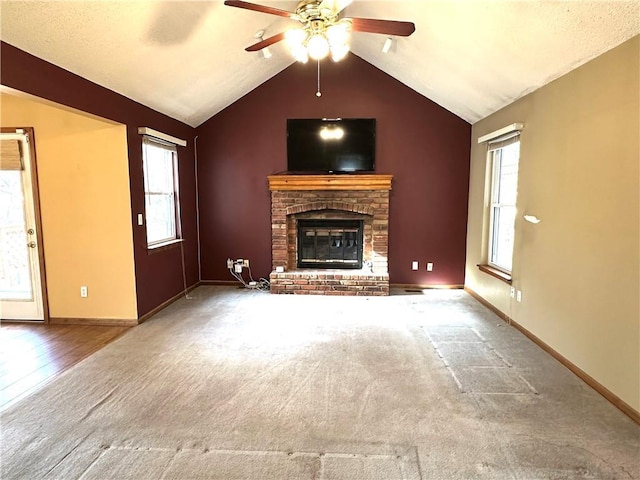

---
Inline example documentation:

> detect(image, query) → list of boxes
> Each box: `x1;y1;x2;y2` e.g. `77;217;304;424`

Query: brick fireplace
268;174;392;296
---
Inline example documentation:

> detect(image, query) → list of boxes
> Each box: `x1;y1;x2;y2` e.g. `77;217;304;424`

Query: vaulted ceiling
1;1;638;127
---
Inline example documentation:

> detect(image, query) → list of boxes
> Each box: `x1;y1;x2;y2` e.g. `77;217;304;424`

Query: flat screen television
287;118;376;173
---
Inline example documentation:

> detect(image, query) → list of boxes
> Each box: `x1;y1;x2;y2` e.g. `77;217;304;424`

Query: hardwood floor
0;322;130;410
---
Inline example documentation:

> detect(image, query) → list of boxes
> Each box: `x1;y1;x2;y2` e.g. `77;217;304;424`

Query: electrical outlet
80;286;88;298
510;287;515;298
226;258;234;269
516;290;522;303
243;259;249;267
427;262;433;272
234;263;243;273
412;261;418;270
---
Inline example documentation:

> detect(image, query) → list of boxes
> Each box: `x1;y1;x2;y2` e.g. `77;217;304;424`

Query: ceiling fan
224;0;415;63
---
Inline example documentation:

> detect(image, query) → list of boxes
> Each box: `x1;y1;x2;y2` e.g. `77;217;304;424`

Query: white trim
0;131;44;320
486;139;520;274
142;140;179;247
477;123;524;144
138;127;187;147
148;238;183;250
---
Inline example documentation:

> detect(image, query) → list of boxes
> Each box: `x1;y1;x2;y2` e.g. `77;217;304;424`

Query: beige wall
1;93;137;320
466;36;640;412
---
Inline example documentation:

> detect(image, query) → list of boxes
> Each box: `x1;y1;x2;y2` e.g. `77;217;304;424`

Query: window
142;137;179;247
488;137;520;273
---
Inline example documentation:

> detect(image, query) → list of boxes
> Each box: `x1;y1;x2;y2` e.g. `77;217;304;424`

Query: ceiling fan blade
349;17;416;37
224;0;295;19
245;32;286;52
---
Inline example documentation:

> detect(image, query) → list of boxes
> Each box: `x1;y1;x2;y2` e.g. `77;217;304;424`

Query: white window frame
487;136;520;274
142;137;180;248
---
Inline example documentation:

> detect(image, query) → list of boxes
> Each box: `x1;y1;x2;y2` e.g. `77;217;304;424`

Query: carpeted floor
1;286;638;479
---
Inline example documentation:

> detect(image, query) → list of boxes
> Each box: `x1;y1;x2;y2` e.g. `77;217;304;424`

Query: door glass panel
0;170;33;300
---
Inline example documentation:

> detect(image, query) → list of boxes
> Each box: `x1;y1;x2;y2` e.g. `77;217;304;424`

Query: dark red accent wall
1;41;199;316
196;55;471;286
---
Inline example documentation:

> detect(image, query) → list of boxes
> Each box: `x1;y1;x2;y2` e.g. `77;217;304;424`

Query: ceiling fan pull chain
316;59;322;97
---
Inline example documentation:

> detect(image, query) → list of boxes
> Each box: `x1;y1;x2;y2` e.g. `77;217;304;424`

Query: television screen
287;118;376;173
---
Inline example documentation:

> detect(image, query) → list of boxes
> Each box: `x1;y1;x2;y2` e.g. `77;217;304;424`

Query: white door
0;130;45;321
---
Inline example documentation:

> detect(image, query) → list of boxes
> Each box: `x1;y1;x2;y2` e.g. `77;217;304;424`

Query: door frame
1;127;49;322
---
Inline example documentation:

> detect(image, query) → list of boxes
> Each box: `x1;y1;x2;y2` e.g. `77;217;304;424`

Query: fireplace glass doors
297;219;363;269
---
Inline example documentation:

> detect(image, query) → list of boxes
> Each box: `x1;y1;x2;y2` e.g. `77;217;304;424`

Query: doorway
0;128;47;321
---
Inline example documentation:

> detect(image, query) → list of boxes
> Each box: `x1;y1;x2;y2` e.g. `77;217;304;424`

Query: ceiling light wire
316;59;322;97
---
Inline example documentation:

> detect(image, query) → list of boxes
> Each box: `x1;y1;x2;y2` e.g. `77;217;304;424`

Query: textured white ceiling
1;1;638;127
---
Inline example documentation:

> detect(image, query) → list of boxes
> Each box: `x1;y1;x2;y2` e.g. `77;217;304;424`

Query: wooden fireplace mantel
268;174;393;191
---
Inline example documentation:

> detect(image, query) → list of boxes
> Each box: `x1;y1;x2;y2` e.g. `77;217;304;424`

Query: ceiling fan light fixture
307;33;330;60
225;0;416;65
326;22;349;46
285;28;307;46
292;46;309;63
285;22;351;63
284;16;353;63
286;28;310;62
331;43;349;62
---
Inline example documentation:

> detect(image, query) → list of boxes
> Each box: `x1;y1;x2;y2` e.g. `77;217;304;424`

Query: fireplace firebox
297;219;363;269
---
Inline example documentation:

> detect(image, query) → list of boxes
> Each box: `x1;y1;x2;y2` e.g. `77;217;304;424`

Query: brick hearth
268;174;392;296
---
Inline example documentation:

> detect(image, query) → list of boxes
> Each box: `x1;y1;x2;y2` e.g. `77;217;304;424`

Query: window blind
477;123;524;145
143;135;177;149
0;139;22;170
138;127;186;147
488;131;520;152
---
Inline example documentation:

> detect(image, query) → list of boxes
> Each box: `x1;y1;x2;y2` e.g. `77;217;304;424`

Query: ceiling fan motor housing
296;0;337;24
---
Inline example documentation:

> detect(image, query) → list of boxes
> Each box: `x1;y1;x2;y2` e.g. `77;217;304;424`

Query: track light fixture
382;37;393;53
254;30;272;59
